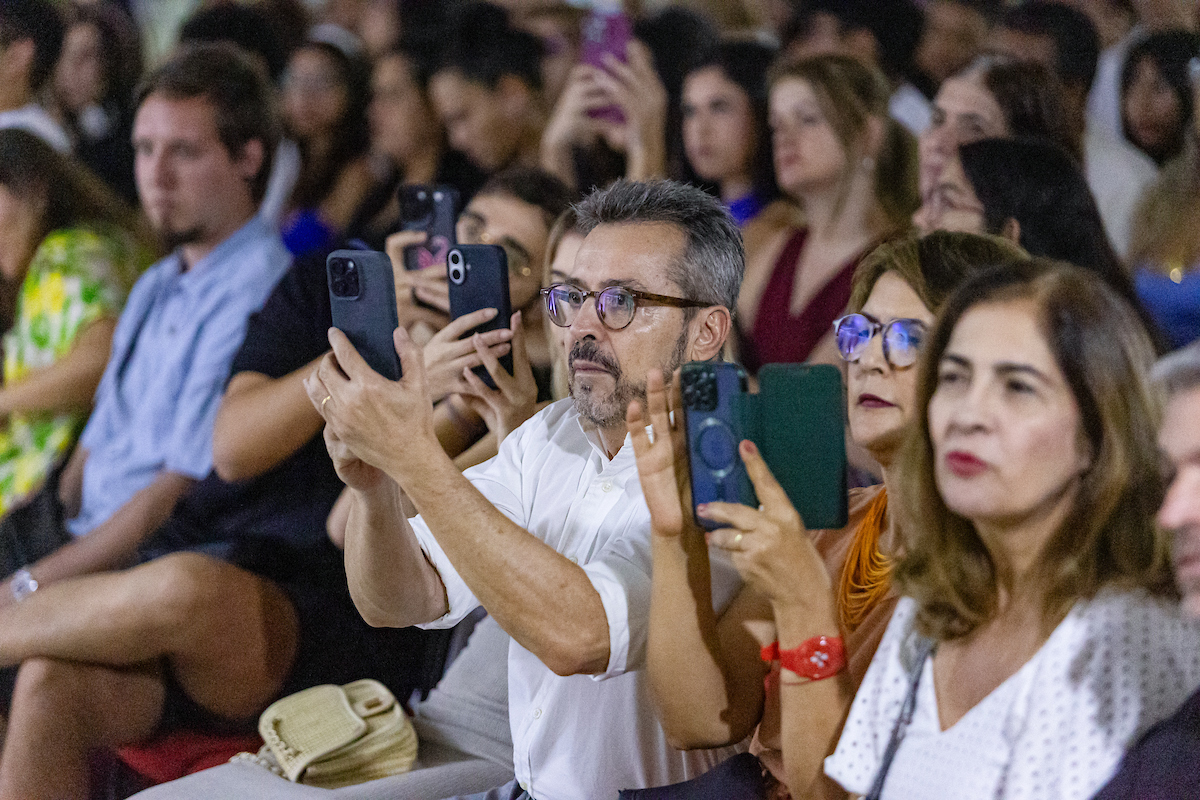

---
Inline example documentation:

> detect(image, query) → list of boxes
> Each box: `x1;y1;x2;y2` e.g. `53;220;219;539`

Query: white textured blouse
825;590;1200;800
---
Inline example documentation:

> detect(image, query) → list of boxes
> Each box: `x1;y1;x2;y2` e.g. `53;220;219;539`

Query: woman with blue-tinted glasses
628;231;1026;798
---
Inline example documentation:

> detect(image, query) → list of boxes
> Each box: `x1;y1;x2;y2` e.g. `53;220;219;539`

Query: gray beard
570;327;690;429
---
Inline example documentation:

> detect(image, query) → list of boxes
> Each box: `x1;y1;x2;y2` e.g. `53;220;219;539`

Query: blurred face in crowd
282;46;348;142
682;66;756;195
847;272;936;464
915;0;991;86
1158;384;1200;619
456;191;550;311
430;68;525;173
0;183;40;282
54;21;105;113
986;27;1057;76
919;73;1008;199
1123;56;1184;162
912;153;986;236
133;93;263;254
928;299;1088;537
369;53;439;168
358;0;401;59
557;223;698;429
769;77;847;198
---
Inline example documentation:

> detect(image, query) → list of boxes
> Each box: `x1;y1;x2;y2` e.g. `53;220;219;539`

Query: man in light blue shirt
0;43;293;799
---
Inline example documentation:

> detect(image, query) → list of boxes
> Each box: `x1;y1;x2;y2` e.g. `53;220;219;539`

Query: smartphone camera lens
401;189;434;224
328;258;360;298
448;249;465;284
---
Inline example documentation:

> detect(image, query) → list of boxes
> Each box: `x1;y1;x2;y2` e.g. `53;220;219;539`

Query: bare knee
136;553;236;635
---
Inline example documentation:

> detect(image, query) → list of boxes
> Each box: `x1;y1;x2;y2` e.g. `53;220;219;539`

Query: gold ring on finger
734;533;744;546
322;395;331;408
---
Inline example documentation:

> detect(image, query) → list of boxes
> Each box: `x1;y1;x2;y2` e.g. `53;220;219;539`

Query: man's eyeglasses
541;283;708;331
833;313;928;368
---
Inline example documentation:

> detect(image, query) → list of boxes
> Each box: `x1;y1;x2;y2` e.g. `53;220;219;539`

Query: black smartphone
327;249;401;380
398;184;459;271
447;244;513;390
681;362;849;531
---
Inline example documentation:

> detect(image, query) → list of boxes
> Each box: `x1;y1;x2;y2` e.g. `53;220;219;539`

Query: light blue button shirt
69;215;291;537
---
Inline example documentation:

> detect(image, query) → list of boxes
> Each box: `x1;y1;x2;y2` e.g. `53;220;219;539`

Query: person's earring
861;155;875;172
519;266;532;277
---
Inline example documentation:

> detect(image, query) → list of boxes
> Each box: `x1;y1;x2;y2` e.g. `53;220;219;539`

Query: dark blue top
726;192;767;228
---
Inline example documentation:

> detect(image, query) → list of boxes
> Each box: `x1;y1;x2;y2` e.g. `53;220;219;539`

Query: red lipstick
945;450;987;478
858;393;895;408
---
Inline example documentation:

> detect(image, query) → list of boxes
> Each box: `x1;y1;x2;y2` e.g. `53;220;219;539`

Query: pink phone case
581;10;631;125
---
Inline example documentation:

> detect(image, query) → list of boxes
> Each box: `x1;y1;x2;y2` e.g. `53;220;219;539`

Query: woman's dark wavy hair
957;137;1164;349
287;39;372;209
896;259;1174;641
683;39;780;205
961;56;1078;160
1121;30;1200;166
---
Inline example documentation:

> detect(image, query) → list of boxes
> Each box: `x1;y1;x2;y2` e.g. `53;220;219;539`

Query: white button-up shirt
413;399;743;800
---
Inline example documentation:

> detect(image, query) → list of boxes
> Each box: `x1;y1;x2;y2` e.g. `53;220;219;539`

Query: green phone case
733;363;849;530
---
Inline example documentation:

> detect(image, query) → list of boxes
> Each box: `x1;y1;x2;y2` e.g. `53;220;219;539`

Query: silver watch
10;568;38;602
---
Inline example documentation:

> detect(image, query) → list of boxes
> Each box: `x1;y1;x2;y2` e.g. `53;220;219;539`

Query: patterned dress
0;226;144;517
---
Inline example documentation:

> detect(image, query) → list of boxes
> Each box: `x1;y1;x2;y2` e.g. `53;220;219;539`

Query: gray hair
574;179;744;313
1153;340;1200;397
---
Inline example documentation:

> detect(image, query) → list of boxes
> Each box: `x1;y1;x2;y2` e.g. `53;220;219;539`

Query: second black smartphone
447;244;513;390
327;249;402;380
398;184;459;271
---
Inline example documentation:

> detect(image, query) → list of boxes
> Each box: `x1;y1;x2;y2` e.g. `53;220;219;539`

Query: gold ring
734;533;744;546
321;395;331;408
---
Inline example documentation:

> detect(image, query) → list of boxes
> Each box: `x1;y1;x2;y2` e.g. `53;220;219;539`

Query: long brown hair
895;259;1174;641
0;128;154;293
769;54;918;231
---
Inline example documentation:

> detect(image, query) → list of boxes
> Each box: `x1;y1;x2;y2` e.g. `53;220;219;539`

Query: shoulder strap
864;634;936;800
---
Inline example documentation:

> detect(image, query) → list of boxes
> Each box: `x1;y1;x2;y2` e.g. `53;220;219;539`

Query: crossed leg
0;552;300;800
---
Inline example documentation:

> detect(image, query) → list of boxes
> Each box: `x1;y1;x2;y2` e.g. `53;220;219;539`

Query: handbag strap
864;634;936;800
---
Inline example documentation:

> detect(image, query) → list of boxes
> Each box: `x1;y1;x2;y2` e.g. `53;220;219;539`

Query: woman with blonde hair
736;54;918;374
826;260;1200;799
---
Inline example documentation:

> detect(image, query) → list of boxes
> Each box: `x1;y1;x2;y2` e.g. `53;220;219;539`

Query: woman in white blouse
826;259;1200;799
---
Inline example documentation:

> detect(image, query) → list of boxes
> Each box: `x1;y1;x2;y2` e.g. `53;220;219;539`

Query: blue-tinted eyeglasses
833;313;928;368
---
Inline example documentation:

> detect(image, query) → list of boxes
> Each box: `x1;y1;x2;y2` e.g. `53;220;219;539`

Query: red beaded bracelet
760;636;846;681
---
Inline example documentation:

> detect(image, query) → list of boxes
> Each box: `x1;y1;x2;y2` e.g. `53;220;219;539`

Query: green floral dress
0;226;145;517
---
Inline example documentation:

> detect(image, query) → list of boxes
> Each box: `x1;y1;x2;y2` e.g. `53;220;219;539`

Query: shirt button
601;481;613;492
533;708;542;719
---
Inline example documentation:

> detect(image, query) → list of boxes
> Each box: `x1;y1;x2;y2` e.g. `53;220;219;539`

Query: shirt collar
173;214;272;287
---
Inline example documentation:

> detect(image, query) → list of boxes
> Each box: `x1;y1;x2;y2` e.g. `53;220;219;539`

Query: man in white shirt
0;0;70;153
308;179;745;800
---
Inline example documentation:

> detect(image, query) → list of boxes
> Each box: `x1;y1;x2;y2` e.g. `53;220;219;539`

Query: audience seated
737;54;917;373
0;0;70;153
911;0;998;99
783;0;932;136
630;230;1026;798
0;130;152;572
430;3;548;177
1120;30;1200;166
1091;340;1200;800
826;260;1200;799
345;42;485;252
279;34;375;257
986;0;1156;258
307;179;744;799
915;137;1145;316
0;43;294;800
680;40;800;265
49;1;142;204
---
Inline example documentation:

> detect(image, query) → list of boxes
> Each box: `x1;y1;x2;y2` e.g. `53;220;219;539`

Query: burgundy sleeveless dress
740;228;865;373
